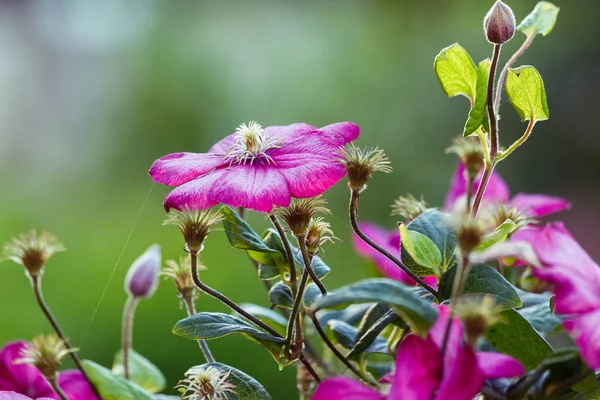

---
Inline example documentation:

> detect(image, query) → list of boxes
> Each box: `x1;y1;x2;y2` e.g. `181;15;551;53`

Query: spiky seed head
339;144;392;192
391;194;428;222
492;205;534;232
273;197;331;237
453;214;485;254
2;230;65;277
161;256;204;302
176;365;236;400
16;334;75;380
164;208;223;254
306;217;337;257
445;136;485;180
456;296;503;347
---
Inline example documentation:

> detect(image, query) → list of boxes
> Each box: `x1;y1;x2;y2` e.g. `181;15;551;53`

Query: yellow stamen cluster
176;365;236;400
223;122;282;165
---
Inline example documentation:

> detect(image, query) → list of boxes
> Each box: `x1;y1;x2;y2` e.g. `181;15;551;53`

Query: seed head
484;1;516;45
274;197;330;237
176;365;236;400
2;230;65;277
492;205;534;232
456;296;503;347
340;144;392;192
306;217;337;257
453;214;485;254
16;334;75;380
164;208;223;254
446;136;485;180
391;194;428;222
162;256;203;303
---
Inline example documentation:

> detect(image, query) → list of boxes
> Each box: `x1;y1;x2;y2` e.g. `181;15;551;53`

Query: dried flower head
492;204;534;232
2;230;65;277
340;144;392;192
176;365;236;400
161;256;204;302
164;208;223;254
15;334;75;380
306;217;337;257
452;214;485;254
484;0;516;44
391;194;428;222
456;296;503;347
445;136;485;180
274;196;330;237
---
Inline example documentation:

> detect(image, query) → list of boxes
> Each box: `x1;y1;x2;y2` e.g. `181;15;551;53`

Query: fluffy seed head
2;230;65;277
306;217;337;257
340;144;392;192
484;0;516;44
223;121;282;166
176;365;236;400
456;296;503;347
164;208;223;254
391;194;428;222
274;197;331;237
492;205;534;233
453;214;485;254
16;334;75;380
446;136;485;179
161;256;203;302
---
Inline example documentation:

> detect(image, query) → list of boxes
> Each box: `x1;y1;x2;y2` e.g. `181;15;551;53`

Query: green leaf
485;309;554;370
399;223;442;275
193;362;272;400
302;283;322;309
268;281;293;309
83;360;154;400
238;303;288;330
291;242;330;279
112;349;165;393
355;303;392;342
505;66;549;122
518;301;561;333
318;304;373;327
439;264;522;310
328;320;389;357
434;43;478;103
464;58;491;136
311;278;438;335
173;312;287;364
518;1;560;37
477;219;518;250
348;310;401;358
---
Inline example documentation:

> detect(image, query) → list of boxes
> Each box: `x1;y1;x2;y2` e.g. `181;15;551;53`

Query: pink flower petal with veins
510;194;570;217
163;168;226;211
444;163;509;210
149;153;227;186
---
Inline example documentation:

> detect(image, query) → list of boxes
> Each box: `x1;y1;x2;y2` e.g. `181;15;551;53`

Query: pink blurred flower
149;121;359;213
313;307;524;400
0;342;96;400
512;223;600;368
0;392;52;400
444;162;569;217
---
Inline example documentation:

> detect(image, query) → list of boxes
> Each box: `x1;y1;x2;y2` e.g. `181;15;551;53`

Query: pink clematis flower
444;162;570;217
313;306;525;400
149;121;360;213
512;223;600;368
0;342;97;400
0;392;52;400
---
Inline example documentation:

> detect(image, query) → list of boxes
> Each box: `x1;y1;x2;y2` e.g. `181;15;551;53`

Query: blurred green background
0;0;598;398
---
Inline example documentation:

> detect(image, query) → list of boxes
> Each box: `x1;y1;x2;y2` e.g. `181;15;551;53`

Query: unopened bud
164;208;223;254
484;1;516;44
16;334;75;380
340;144;392;192
456;296;502;347
2;230;65;278
125;245;161;299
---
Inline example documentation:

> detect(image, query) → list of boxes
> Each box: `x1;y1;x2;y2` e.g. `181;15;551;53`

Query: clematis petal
0;393;37;400
429;306;462;368
476;352;525;379
208;165;291;213
317;122;361;146
312;377;383;400
565;309;600;369
436;345;484;400
390;335;442;400
444;163;510;210
57;371;98;400
149;152;227;186
0;342;52;396
163;169;226;211
534;266;600;314
510;194;570;217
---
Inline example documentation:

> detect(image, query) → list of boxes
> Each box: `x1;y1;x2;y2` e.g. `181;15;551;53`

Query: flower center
224;121;282;165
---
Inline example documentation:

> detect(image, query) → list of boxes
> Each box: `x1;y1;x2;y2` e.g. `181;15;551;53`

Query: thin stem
269;214;298;295
286;268;310;348
349;190;439;299
189;253;283;338
30;275;101;399
495;118;536;162
470;163;494;218
299;354;321;383
298;236;327;296
466;174;474;214
48;376;69;400
183;295;215;363
440;253;471;360
122;295;138;380
488;44;502;160
495;35;535;111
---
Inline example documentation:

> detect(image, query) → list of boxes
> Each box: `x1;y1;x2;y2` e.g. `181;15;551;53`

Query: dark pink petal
149;152;227;186
436;345;484;400
312;377;382;400
317;122;361;146
566;309;600;369
390;335;442;400
476;352;525;378
534;266;600;314
57;371;98;400
510;194;570;217
429;306;462;368
0;342;53;397
443;163;510;210
163;169;226;211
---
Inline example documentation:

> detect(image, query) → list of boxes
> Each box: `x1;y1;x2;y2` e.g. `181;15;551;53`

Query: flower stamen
224;121;282;166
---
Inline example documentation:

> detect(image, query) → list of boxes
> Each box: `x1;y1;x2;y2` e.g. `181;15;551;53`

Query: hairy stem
286;267;310;349
470;163;494;218
298;235;327;296
488;44;502;160
269;214;298;295
122;295;138;380
466;174;475;213
48;376;69;400
189;253;283;338
495;35;535;111
349;190;439;299
299;354;321;383
182;295;215;363
31;275;101;399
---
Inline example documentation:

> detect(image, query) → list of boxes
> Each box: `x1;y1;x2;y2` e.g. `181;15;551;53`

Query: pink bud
125;245;161;299
484;1;516;44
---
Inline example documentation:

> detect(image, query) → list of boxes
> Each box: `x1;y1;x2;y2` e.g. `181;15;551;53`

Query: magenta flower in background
313;306;524;400
512;223;600;368
0;342;96;400
0;392;52;400
150;121;360;213
444;162;570;217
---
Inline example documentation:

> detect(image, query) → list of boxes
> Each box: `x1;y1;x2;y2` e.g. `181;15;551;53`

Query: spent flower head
492;204;534;232
446;136;485;180
339;144;392;192
176;365;236;400
453;213;485;254
15;334;75;380
125;244;161;299
162;256;204;302
164;208;223;254
484;0;516;44
274;196;330;237
456;296;503;347
390;194;428;222
2;230;65;277
306;217;337;257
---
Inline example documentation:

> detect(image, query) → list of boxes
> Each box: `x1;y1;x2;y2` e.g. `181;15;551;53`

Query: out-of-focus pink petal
443;163;509;210
436;345;484;400
534;267;600;314
389;335;442;400
482;168;510;204
208;165;291;213
443;163;467;210
163;169;226;211
565;309;600;369
312;377;382;400
149;153;227;186
510;194;570;217
0;392;33;400
476;352;525;378
429;306;462;368
57;371;98;400
0;342;53;397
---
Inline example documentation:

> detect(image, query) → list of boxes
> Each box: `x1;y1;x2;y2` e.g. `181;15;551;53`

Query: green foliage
348;309;400;358
327;319;389;357
434;43;478;103
83;360;154;400
518;301;561;333
268;281;293;308
194;362;272;400
464;58;491;136
112;349;166;393
518;1;560;37
239;303;288;331
399;223;442;276
477;219;518;250
505;66;549;122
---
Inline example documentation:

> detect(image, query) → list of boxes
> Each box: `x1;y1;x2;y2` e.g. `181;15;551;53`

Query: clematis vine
313;306;524;400
512;223;600;369
150;121;360;212
0;342;96;400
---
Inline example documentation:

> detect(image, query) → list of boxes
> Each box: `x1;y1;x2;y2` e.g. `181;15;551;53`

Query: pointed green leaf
464;58;491;136
192;362;272;400
434;43;478;103
302;283;322;309
518;2;560;37
318;304;373;328
439;264;521;310
83;360;154;400
268;281;293;309
518;301;561;333
399;223;442;275
112;349;165;393
485;309;554;370
328;320;389;357
348;310;401;358
238;303;288;330
477;219;518;250
505;66;549;122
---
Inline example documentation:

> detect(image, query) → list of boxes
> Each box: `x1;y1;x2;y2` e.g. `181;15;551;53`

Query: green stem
286;268;310;350
488;44;502;160
48;375;69;400
182;295;215;363
495;118;536;162
298;235;327;296
269;214;298;296
299;354;321;383
122;295;138;380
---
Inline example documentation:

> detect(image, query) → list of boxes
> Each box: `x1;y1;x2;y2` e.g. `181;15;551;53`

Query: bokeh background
0;0;598;398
